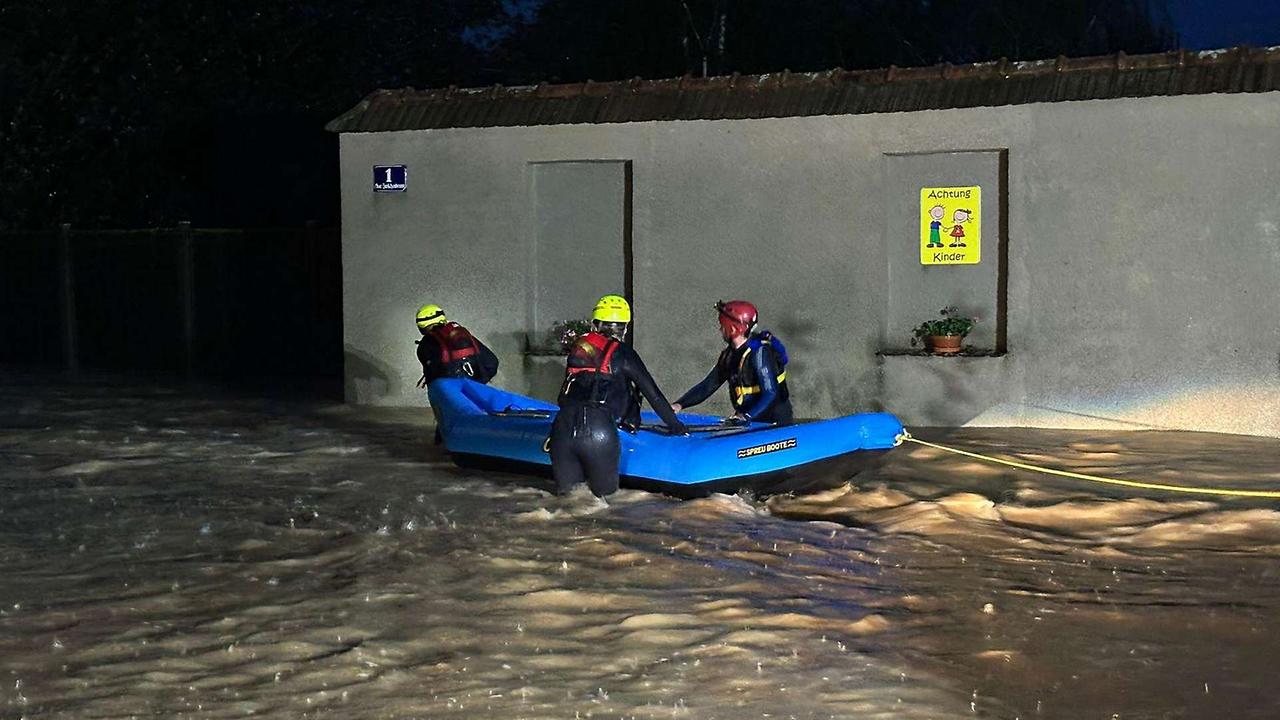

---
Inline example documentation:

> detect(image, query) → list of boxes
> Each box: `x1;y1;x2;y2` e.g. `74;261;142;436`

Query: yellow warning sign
920;186;980;265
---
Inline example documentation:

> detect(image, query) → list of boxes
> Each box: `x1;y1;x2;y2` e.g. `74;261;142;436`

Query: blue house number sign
373;165;407;192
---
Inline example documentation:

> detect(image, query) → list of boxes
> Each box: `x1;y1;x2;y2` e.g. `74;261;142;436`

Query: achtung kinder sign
920;185;980;265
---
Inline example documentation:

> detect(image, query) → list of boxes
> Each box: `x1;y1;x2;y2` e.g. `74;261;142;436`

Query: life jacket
560;331;620;405
726;331;789;410
427;322;482;378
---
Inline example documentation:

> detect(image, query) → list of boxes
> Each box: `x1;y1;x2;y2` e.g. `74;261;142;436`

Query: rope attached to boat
893;430;1280;499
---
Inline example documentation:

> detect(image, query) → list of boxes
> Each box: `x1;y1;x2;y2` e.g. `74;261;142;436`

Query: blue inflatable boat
427;378;904;497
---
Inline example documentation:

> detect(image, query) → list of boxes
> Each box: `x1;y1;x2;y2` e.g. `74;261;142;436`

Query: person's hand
667;421;689;436
670;403;683;413
723;413;749;426
415;374;428;389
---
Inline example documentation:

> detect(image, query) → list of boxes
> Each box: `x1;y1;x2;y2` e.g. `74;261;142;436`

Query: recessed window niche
882;149;1008;355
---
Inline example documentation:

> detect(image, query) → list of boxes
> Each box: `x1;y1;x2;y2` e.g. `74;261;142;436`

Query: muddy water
2;381;1279;719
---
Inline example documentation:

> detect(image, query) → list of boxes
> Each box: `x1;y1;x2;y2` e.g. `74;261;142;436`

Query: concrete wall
337;92;1280;438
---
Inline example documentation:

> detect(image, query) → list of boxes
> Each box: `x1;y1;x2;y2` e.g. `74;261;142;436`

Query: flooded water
3;379;1280;719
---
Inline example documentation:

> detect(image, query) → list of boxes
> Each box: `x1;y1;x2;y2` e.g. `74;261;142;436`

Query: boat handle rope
893;430;1280;499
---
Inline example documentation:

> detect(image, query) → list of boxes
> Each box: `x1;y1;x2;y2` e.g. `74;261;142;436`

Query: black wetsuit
550;335;685;497
675;332;792;425
416;325;500;384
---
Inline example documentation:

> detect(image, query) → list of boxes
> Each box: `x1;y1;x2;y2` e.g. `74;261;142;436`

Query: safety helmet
415;303;447;330
716;300;757;339
592;294;632;324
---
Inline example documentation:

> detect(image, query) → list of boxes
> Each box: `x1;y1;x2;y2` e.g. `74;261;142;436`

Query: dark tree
0;0;1175;231
494;0;1174;80
482;0;691;84
0;0;507;230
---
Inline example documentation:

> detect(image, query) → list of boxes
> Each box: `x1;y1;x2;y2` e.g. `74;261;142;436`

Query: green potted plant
546;318;593;355
910;306;978;355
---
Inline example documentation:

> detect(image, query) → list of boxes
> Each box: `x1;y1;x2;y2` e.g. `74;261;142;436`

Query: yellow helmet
415;303;447;330
592;294;631;324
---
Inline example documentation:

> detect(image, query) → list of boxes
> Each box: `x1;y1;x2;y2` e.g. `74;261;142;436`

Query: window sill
877;348;1006;358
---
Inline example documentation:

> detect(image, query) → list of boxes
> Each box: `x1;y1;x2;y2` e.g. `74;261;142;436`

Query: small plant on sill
910;306;978;354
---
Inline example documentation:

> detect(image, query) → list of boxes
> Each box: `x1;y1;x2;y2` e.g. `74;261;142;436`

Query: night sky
1168;0;1280;49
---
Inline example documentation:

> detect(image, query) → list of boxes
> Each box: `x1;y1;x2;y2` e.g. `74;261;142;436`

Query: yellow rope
895;432;1280;499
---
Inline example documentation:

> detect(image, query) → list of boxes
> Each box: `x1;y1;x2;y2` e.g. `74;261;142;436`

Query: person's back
550;295;685;497
558;333;646;425
414;304;500;387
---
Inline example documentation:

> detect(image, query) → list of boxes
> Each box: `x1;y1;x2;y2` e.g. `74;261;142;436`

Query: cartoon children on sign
949;208;971;247
927;204;946;248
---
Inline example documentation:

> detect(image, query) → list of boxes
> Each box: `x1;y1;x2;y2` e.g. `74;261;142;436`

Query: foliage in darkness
0;0;1173;230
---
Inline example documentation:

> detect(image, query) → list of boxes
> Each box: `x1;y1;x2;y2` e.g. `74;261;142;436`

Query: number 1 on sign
373;165;406;193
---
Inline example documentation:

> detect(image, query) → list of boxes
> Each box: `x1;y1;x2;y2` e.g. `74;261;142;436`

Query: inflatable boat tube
428;378;903;497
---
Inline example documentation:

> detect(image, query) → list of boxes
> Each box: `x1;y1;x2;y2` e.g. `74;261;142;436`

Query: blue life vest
729;331;789;408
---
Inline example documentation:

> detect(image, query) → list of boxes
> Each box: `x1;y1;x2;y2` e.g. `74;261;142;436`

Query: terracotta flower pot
925;335;963;354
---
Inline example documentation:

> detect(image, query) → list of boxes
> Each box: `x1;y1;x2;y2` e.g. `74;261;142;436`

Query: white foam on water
3;384;1279;719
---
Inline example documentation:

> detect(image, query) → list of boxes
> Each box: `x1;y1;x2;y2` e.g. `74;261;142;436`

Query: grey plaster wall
337;92;1280;438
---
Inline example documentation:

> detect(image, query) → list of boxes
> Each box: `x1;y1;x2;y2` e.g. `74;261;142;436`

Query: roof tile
326;46;1280;133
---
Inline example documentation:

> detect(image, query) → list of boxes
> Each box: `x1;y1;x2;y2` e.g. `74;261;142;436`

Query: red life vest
427;322;480;365
565;331;619;376
560;331;620;405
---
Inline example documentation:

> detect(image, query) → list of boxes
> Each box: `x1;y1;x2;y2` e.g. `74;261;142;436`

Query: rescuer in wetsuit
414;303;500;444
414;303;500;387
671;300;793;425
549;294;687;497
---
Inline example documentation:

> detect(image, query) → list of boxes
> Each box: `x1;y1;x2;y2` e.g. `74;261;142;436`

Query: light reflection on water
2;381;1279;718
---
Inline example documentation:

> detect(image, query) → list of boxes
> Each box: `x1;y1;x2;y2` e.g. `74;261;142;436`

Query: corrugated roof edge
325;45;1280;133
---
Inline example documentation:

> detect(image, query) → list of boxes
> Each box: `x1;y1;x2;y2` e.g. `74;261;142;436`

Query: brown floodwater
2;379;1279;719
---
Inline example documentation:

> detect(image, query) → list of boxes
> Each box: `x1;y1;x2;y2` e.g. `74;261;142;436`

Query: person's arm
416;336;440;383
620;349;686;433
739;345;780;421
475;338;500;380
674;363;725;409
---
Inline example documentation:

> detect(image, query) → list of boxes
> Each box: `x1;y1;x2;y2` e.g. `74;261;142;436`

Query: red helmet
716;300;757;339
